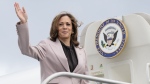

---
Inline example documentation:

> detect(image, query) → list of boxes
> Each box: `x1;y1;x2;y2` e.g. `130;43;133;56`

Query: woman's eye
67;24;70;26
59;24;62;26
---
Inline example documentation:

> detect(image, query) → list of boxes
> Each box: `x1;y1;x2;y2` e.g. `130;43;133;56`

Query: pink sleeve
81;49;89;84
16;22;47;60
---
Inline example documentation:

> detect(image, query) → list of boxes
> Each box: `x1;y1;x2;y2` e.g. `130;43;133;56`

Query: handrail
41;72;131;84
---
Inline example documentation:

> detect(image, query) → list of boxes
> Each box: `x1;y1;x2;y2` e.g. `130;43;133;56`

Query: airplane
0;12;150;84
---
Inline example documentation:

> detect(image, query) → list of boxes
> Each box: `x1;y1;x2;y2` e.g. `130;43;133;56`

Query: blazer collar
73;46;82;73
50;39;82;72
49;39;70;71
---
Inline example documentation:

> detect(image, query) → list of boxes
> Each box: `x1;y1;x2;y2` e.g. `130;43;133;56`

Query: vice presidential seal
95;18;127;58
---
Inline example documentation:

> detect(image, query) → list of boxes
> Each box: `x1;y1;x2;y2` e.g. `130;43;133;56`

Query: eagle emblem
101;26;118;48
95;18;127;58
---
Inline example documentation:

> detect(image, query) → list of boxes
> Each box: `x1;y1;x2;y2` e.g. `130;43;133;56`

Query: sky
0;0;150;76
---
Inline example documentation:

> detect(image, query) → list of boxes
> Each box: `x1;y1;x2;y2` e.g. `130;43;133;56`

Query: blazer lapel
73;47;82;73
49;39;70;72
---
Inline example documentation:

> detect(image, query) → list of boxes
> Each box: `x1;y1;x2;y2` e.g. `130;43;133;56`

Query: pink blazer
16;23;89;84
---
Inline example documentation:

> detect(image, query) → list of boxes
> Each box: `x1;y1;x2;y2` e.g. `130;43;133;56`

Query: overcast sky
0;0;150;76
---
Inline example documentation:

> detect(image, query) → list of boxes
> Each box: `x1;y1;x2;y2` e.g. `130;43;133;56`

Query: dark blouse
60;41;78;72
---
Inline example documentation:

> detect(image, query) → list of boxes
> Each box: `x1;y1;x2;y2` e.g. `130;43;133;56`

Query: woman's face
58;15;73;40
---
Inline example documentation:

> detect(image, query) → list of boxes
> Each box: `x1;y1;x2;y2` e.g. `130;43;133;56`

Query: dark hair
50;11;79;46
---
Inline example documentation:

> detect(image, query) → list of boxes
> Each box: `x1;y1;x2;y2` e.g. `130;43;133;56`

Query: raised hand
14;2;28;23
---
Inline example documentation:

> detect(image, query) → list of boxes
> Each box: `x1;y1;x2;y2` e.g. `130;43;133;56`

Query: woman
14;2;89;84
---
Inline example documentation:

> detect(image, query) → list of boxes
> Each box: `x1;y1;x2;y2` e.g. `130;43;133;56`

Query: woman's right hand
14;2;28;24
